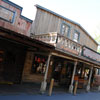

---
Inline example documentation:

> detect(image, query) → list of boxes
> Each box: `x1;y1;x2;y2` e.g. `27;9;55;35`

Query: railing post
69;60;78;93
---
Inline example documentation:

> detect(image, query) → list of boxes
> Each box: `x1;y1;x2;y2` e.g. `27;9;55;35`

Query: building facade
0;0;33;84
0;0;32;36
0;1;100;94
31;5;98;51
26;5;100;93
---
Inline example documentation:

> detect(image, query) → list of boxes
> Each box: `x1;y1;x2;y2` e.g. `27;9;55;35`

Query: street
0;84;100;100
0;92;100;100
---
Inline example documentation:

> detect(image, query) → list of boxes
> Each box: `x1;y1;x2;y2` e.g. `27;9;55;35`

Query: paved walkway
0;84;100;100
0;92;100;100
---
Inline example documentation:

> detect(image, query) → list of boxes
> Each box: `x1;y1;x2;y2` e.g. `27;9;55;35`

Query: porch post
69;61;78;93
40;54;51;94
98;68;100;91
86;66;93;92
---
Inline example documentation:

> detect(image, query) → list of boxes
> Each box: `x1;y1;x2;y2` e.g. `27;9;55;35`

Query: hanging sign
82;46;100;62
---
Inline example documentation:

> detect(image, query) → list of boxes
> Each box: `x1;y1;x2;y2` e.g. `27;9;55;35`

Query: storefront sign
82;46;100;62
0;5;15;23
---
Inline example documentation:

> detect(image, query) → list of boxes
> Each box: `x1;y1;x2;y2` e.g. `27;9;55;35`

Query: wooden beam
51;51;100;68
33;52;49;56
0;31;52;51
51;52;77;61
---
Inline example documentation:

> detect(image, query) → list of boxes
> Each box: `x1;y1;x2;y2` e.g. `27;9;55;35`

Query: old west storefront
29;32;100;93
0;1;99;94
50;49;100;93
0;27;100;94
0;27;54;84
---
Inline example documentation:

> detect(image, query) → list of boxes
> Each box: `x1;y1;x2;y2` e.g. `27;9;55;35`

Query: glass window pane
61;24;69;36
73;32;79;42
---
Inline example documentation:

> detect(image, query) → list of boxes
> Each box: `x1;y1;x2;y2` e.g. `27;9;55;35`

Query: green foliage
94;33;100;53
92;23;100;53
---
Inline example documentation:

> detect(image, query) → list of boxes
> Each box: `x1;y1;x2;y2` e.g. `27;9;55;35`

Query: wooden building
25;5;100;93
31;5;98;51
0;0;34;84
0;0;32;36
0;1;100;94
0;26;54;84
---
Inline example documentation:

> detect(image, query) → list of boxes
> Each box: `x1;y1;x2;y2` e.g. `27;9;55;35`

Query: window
73;31;80;42
61;22;70;37
31;54;47;75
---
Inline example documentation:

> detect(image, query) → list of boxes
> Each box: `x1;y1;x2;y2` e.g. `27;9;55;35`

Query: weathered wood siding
32;9;98;51
33;9;60;34
22;52;44;83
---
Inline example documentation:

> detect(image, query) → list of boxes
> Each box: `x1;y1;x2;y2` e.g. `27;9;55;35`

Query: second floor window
73;31;80;42
61;23;70;37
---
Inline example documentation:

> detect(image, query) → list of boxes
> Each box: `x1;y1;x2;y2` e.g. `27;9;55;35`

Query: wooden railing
56;34;82;55
32;32;82;55
32;32;58;46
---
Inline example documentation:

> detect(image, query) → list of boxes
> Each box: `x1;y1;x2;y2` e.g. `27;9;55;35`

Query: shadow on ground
0;83;99;96
0;83;41;95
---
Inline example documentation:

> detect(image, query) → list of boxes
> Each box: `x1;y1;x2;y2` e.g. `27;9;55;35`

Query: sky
10;0;100;41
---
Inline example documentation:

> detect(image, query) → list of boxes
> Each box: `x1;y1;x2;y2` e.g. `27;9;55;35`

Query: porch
0;27;100;94
30;32;100;94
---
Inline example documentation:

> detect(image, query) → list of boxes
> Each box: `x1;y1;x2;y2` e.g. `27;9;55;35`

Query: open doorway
0;39;26;84
51;56;74;90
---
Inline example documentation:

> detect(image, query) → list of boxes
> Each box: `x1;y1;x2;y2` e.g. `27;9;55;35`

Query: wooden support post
73;81;78;95
48;78;54;96
86;67;93;92
98;86;100;91
94;68;98;75
98;85;100;92
40;54;51;94
69;61;77;93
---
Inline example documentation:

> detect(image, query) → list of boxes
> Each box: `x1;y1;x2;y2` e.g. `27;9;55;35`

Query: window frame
60;21;71;38
31;54;48;75
73;30;80;42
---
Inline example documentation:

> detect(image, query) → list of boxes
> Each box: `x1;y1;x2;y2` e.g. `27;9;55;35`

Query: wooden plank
51;52;76;61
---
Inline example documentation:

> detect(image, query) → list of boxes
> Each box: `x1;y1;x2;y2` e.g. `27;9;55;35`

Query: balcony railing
32;32;82;55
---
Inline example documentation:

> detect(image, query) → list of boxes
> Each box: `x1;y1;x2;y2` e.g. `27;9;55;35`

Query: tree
93;24;100;53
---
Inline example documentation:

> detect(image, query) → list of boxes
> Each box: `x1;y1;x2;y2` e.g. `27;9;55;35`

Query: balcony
32;32;82;56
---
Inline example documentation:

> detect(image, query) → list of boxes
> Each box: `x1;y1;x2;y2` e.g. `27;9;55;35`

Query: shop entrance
0;50;4;81
75;63;91;90
51;56;74;90
0;39;26;84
